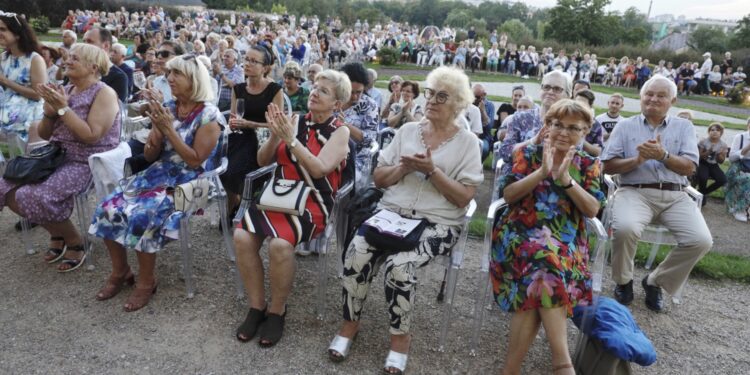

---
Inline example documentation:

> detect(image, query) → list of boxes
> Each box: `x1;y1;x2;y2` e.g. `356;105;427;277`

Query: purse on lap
3;142;66;185
174;178;211;212
362;209;429;253
256;175;313;216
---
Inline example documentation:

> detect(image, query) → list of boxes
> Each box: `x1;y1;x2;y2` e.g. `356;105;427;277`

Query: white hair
112;43;127;56
640;75;678;100
367;68;378;82
542;70;573;97
62;30;77;40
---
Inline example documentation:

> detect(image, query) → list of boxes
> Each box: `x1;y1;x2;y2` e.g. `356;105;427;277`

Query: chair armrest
685;186;703;208
481;198;507;273
338;180;354;198
465;199;477;219
199;157;228;179
233;163;277;225
585;217;608;293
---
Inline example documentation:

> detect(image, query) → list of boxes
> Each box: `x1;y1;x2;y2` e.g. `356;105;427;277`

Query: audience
233;70;351;347
696;123;728;205
328;66;482;374
726;118;750;222
89;54;224;311
602;76;713;312
2;43;120;272
491;99;603;375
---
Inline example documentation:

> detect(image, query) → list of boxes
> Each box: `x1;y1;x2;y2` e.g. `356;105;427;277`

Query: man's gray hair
367;68;377;82
640;75;677;99
62;30;77;40
542;70;572;97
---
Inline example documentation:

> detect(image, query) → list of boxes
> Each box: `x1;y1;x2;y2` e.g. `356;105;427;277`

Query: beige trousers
610;187;713;295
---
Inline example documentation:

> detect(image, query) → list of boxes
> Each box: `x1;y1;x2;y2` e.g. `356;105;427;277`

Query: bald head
473;84;486;97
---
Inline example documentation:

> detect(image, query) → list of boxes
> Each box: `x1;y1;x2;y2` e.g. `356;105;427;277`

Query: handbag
2;142;66;184
174;178;211;212
363;209;429;253
256;176;313;215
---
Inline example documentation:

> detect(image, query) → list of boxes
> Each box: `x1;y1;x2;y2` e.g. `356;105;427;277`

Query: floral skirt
725;162;750;215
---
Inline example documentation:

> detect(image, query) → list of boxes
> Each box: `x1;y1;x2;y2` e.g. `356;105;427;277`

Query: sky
520;0;748;21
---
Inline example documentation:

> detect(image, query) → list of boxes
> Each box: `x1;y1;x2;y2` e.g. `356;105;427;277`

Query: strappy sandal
383;350;408;375
553;363;574;374
236;307;267;342
57;245;86;273
44;236;66;264
123;281;158;312
96;268;136;301
328;332;358;363
258;306;287;348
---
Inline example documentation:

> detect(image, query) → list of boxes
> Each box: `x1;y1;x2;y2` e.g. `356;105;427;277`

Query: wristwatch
561;180;576;189
57;106;71;116
288;139;298;150
660;150;670;162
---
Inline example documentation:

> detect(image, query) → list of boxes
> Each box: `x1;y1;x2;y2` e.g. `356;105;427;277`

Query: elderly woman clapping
89;54;225;312
491;99;605;375
233;70;351;347
328;66;483;374
0;43;120;272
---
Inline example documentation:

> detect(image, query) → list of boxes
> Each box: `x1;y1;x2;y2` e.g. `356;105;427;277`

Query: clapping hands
541;138;575;185
636;134;666;162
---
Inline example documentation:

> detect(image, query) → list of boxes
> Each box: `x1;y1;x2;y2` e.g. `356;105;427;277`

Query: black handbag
3;142;66;184
363;210;430;253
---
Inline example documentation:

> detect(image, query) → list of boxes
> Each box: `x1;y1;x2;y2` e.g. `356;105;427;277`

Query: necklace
176;102;198;119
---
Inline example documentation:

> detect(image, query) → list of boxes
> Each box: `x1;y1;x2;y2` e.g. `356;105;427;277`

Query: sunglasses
156;50;174;58
0;11;21;26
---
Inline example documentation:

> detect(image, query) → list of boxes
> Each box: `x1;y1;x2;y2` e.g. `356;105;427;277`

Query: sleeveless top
0;51;44;141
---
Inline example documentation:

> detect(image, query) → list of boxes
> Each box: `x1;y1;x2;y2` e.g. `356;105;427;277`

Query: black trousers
696;160;727;202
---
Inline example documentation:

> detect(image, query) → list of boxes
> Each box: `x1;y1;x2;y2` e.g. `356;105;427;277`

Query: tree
730;14;750;49
688;26;730;53
499;19;533;42
445;9;473;29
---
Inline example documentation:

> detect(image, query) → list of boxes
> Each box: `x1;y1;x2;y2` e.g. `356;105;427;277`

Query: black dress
220;81;281;195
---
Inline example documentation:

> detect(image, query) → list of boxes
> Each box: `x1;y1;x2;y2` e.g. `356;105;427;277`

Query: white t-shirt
595;112;624;135
460;105;483;135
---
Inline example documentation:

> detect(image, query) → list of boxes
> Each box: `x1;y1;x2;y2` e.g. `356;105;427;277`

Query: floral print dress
490;145;605;317
0;51;44;142
89;101;226;253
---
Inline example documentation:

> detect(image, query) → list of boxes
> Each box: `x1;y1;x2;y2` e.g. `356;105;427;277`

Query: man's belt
622;183;685;191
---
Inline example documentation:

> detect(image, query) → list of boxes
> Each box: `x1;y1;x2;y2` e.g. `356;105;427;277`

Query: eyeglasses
244;57;264;66
156;50;174;58
424;88;449;104
311;84;334;98
541;84;565;94
550;121;584;134
0;11;21;27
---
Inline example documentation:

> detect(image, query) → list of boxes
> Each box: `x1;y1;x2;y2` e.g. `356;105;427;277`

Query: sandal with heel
44;236;66;264
236;307;267;342
328;332;358;363
258;306;287;348
96;268;136;301
123;280;158;312
57;245;86;273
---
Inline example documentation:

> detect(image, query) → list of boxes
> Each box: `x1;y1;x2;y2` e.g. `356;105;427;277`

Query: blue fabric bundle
572;296;657;366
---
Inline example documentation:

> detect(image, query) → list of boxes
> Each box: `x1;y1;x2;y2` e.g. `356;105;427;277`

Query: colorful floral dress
726;132;750;216
490;144;605;317
89;101;226;253
0;51;44;142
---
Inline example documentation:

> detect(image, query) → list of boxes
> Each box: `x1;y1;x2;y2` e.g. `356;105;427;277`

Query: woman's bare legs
234;228;268;311
539;307;574;375
502;309;542;375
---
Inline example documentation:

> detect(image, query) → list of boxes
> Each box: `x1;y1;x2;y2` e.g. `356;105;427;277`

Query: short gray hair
315;69;352;103
367;68;378;82
111;43;127;56
62;30;77;40
425;66;473;114
640;75;677;100
542;70;572;97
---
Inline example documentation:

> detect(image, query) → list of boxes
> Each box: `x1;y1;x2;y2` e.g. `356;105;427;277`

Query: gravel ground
1;172;749;374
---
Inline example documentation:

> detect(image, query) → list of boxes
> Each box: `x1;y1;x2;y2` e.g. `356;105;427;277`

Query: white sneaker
734;212;748;222
295;244;312;256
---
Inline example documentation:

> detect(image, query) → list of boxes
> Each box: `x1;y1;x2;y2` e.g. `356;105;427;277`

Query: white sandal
383;350;408;374
328;334;356;363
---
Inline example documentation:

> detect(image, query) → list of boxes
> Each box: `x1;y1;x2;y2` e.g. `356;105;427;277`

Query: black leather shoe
642;276;664;312
614;280;634;305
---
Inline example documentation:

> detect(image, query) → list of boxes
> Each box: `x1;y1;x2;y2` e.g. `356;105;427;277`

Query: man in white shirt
699;52;713;95
596;93;625;142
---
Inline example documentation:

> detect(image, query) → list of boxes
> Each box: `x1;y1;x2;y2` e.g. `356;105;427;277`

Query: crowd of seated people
4;6;750;374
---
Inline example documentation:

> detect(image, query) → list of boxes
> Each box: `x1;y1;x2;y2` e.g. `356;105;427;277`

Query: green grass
37;32;134;45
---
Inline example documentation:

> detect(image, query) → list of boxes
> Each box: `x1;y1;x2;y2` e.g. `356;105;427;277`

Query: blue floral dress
0;51;44;142
490;144;605;317
89;101;226;253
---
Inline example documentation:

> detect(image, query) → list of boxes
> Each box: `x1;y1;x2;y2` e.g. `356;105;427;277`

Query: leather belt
622;183;685;191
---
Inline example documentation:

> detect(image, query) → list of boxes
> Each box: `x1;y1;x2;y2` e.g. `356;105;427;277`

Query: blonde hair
425;66;473;115
165;55;215;102
70;43;111;76
315;69;351;103
544;99;593;129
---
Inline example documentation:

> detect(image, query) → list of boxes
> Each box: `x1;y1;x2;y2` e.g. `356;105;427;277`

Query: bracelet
425;167;438;180
561;180;575;189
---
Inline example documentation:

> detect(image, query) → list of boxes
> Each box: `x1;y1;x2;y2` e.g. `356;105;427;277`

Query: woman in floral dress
725;117;750;222
0;13;46;145
490;99;605;375
89;55;225;312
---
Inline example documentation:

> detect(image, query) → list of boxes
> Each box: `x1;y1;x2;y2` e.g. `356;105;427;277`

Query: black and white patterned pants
341;223;460;335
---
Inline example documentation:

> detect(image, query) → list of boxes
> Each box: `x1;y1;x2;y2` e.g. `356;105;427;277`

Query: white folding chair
602;174;702;304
